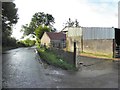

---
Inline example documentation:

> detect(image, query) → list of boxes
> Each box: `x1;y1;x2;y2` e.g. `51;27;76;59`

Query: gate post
74;41;76;67
113;39;116;58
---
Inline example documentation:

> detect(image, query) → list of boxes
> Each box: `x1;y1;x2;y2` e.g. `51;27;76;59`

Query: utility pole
74;41;76;67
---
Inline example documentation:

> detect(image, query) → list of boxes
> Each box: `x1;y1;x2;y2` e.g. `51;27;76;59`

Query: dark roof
46;32;66;40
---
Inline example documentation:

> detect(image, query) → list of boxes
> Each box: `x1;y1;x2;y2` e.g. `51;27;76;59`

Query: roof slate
46;32;66;40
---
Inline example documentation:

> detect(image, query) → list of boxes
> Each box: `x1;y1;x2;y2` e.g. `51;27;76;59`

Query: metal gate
116;45;120;58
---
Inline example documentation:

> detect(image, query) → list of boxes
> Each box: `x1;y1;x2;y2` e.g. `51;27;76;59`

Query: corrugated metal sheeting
82;27;115;40
68;27;82;37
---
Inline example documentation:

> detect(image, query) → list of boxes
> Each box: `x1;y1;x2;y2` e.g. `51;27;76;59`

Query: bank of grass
81;51;113;59
37;47;76;70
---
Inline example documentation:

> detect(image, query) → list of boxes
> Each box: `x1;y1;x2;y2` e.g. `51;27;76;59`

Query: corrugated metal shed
68;27;82;37
82;27;115;40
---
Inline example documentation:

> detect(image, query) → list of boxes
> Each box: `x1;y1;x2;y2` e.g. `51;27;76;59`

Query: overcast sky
12;0;119;39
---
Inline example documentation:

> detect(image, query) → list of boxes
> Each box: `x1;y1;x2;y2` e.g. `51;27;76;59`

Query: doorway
115;28;120;58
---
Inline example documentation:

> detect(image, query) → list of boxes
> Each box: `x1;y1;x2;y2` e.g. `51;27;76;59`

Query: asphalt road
0;53;2;89
2;47;119;88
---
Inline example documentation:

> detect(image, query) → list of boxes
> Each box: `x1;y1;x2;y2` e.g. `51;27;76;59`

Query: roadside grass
37;47;76;70
81;51;113;59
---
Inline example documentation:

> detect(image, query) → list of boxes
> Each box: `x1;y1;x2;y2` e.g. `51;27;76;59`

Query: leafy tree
35;25;50;39
74;19;79;27
18;39;36;47
32;12;54;27
66;18;74;27
64;18;80;27
2;2;19;46
34;25;50;46
20;24;30;36
21;12;55;36
17;41;26;47
2;2;18;36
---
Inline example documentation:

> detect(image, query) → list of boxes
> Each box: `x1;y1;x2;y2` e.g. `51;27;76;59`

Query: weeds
37;47;76;70
81;51;113;59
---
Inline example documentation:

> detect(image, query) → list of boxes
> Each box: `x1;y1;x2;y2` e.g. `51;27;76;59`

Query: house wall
83;39;113;55
51;40;66;49
65;27;82;52
51;40;61;48
67;36;82;52
41;33;51;47
68;27;82;37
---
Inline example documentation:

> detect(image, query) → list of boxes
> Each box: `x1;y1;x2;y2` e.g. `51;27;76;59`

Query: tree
35;25;50;45
2;2;19;36
2;2;19;46
21;12;55;36
66;18;74;27
74;19;79;27
20;24;30;36
64;18;80;27
17;39;36;47
35;25;50;39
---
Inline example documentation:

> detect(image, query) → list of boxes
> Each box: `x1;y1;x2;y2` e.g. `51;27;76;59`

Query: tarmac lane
2;47;55;88
2;47;119;88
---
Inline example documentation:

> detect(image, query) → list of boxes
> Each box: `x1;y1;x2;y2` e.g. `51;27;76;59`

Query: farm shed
62;27;120;57
82;27;115;56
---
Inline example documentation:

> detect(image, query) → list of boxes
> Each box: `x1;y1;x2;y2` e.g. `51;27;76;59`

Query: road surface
2;47;119;88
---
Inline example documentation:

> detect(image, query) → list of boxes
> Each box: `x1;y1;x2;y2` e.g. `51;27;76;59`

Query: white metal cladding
82;27;115;40
68;27;82;37
119;1;120;28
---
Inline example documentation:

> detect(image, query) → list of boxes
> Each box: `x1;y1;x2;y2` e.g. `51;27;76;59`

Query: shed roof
46;32;66;40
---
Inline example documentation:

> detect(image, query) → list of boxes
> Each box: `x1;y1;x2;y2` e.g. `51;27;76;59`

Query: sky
12;0;119;39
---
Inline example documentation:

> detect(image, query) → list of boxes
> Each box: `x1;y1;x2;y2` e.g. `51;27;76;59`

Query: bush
17;39;36;47
2;37;17;47
17;41;26;47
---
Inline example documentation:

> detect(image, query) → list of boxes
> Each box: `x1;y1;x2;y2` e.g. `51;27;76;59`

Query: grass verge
37;47;77;70
81;51;113;59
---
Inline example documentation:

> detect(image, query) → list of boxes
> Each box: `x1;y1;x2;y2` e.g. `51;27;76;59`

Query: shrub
18;39;36;47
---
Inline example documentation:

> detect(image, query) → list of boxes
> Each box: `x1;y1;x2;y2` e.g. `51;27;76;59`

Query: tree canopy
21;12;55;36
35;25;50;39
2;2;19;36
65;18;80;27
2;2;19;46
